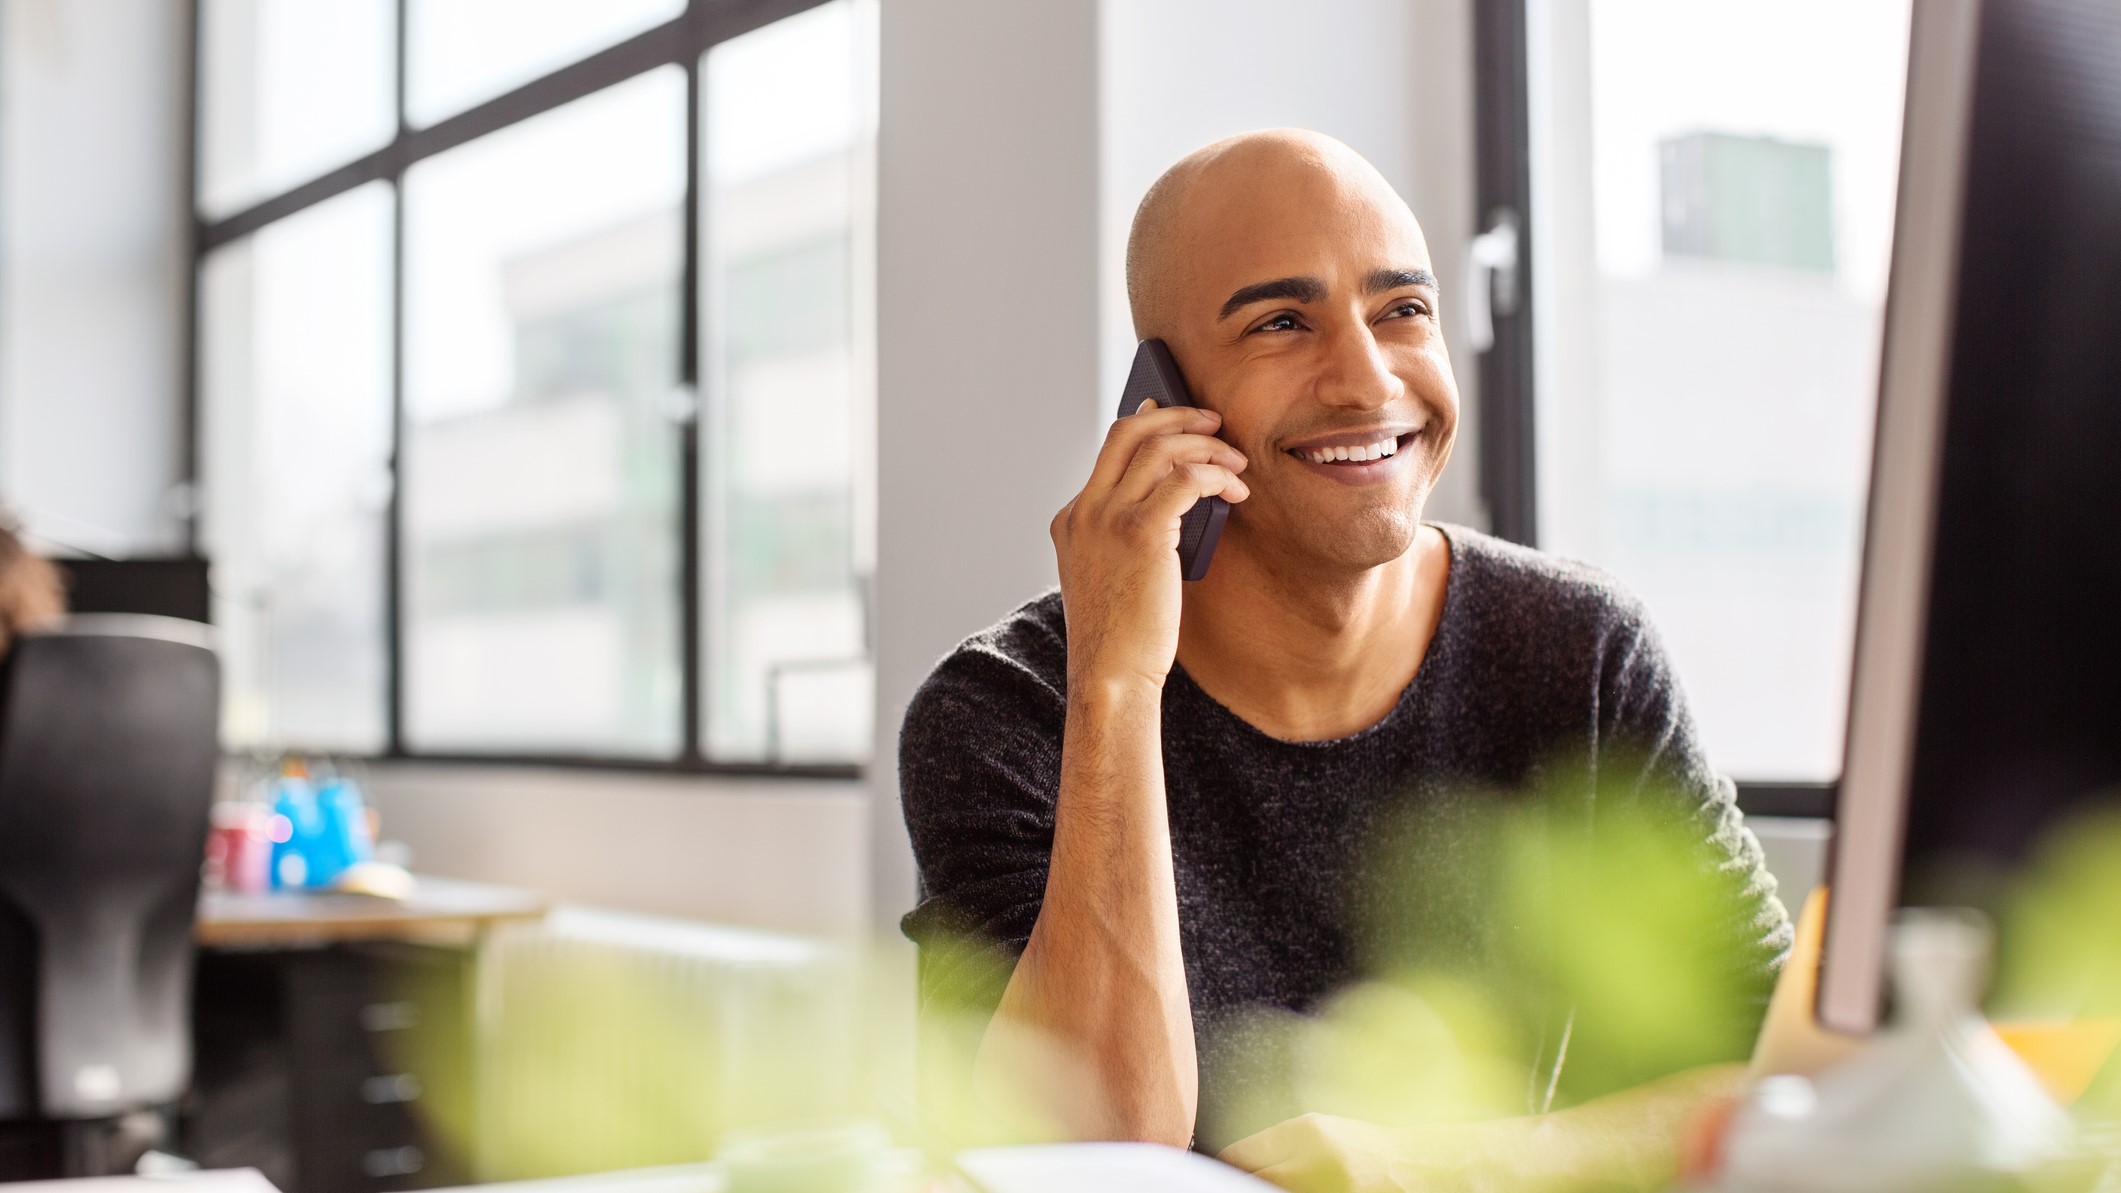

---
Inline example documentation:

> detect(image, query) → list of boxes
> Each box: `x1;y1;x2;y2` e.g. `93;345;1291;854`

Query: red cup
205;803;274;894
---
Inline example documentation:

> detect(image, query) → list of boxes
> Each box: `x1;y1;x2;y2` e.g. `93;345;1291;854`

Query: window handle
1464;208;1521;354
659;384;701;426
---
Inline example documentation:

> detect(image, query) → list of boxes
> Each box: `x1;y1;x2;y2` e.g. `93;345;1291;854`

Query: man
898;130;1791;1184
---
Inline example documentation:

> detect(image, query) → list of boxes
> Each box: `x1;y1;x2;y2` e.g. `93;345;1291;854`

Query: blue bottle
268;771;324;890
314;777;375;887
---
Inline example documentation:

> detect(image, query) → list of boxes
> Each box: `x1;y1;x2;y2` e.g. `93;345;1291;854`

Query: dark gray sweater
898;524;1792;1147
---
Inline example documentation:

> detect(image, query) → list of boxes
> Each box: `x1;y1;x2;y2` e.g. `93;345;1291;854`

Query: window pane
199;0;397;218
403;69;686;755
200;182;394;751
701;0;878;764
405;0;683;127
1528;0;1912;780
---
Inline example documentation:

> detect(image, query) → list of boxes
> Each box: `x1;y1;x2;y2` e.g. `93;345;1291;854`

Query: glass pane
1528;0;1912;780
405;0;684;127
402;69;686;755
200;182;394;752
199;0;397;218
701;0;878;764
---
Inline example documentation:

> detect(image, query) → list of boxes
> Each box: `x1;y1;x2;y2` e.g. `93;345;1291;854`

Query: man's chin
1287;506;1425;574
1217;484;1430;576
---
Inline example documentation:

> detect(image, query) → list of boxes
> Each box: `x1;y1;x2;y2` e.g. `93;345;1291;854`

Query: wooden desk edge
195;904;546;948
195;878;550;948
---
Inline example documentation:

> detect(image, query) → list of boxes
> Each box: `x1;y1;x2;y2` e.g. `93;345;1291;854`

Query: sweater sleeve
897;643;1067;1018
1595;599;1795;1051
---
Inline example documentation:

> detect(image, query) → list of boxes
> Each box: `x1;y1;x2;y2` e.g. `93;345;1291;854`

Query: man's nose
1314;320;1404;411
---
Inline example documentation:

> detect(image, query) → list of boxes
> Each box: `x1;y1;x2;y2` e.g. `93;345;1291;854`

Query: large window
700;4;876;764
1478;1;1913;803
195;0;877;771
200;182;395;752
401;69;687;755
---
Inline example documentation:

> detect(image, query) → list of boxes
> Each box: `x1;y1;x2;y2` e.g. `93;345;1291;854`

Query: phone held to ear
1115;339;1229;581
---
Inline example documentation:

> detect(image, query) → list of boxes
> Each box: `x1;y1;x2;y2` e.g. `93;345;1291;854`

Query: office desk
197;878;548;949
187;879;548;1193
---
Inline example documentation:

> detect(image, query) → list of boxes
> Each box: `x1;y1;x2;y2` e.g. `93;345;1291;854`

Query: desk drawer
188;944;473;1193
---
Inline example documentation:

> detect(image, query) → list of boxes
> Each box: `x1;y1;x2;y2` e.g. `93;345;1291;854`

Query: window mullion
183;0;205;555
386;0;411;756
1471;0;1538;547
680;54;706;765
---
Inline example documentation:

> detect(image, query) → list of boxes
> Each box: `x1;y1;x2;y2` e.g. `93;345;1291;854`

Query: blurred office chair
0;615;219;1178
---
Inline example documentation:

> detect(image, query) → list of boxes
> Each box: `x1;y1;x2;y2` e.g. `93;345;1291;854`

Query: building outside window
1509;0;1913;792
701;3;877;765
195;0;877;770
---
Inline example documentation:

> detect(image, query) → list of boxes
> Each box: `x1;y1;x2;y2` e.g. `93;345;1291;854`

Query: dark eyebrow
1216;269;1440;322
1218;276;1324;321
1365;267;1438;294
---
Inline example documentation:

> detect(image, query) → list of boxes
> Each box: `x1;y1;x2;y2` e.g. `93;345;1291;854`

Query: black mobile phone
1114;339;1229;581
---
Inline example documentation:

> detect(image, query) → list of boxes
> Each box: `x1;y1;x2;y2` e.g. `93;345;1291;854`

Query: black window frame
1471;0;1833;820
182;0;864;781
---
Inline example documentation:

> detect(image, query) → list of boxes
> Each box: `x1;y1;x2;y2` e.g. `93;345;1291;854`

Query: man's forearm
976;678;1198;1145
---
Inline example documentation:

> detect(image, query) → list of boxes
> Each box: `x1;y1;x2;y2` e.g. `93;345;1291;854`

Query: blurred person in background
0;520;66;659
899;129;1792;1190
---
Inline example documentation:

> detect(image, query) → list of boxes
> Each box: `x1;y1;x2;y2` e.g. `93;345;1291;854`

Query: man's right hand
1049;401;1250;692
991;399;1243;1145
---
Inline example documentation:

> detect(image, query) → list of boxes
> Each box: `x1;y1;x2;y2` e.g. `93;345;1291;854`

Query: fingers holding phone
1108;404;1251;510
1051;398;1249;692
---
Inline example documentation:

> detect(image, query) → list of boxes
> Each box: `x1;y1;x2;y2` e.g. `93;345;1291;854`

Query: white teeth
1301;436;1400;464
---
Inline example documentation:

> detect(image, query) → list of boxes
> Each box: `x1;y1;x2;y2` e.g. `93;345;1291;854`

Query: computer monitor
1818;0;2121;1032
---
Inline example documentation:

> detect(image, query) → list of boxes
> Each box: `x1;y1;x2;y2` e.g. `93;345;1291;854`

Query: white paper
956;1144;1277;1193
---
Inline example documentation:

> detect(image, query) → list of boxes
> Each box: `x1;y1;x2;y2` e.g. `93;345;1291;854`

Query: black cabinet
185;944;474;1193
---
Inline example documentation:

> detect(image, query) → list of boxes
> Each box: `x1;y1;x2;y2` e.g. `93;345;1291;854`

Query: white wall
361;764;871;938
1527;0;1603;558
868;0;1105;930
1;0;190;555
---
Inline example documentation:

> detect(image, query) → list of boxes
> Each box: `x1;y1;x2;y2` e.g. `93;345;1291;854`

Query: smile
1282;429;1422;475
1294;434;1400;464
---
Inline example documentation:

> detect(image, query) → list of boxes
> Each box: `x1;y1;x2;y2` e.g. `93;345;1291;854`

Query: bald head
1125;129;1427;342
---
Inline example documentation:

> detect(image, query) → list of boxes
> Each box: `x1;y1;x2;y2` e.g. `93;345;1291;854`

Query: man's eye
1256;313;1301;333
1384;300;1430;320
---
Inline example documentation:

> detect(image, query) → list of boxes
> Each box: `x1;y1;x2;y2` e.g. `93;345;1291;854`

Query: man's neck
1173;524;1450;742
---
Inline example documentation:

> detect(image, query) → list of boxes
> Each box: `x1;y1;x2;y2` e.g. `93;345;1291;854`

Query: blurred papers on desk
0;1170;283;1193
955;1145;1276;1193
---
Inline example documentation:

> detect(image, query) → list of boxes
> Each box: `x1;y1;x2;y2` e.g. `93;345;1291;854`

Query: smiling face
1129;131;1460;574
